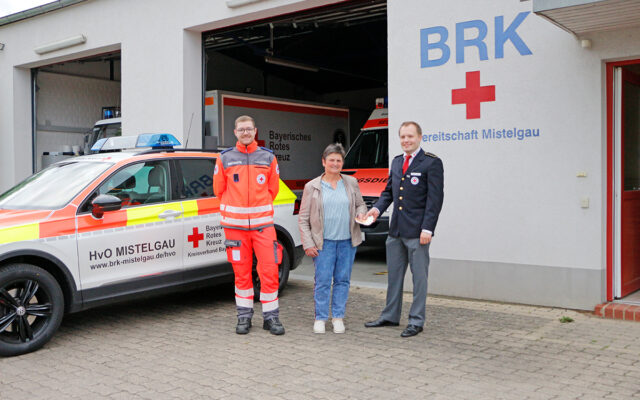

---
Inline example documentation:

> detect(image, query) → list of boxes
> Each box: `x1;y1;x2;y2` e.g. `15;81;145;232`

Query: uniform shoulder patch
221;147;234;154
424;151;439;158
259;146;274;154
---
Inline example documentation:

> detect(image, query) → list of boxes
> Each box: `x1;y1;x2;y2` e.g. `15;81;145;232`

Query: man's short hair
322;143;346;160
399;121;422;136
235;115;255;128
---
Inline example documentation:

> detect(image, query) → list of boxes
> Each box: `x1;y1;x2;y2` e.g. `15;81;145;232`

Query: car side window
95;160;172;208
177;159;215;199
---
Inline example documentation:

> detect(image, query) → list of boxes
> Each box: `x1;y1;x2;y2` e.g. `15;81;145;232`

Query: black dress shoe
400;324;423;337
263;317;285;335
364;318;400;328
236;317;252;335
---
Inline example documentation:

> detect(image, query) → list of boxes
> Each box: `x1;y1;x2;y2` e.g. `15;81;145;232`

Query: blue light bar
91;138;108;152
136;133;181;149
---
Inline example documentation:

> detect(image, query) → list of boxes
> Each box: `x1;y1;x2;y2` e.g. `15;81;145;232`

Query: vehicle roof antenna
184;112;194;148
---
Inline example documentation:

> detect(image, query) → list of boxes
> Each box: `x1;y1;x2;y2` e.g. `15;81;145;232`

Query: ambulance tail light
136;133;181;149
293;199;301;215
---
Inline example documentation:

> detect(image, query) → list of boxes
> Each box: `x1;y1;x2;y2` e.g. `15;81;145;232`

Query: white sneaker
313;320;326;334
332;318;345;334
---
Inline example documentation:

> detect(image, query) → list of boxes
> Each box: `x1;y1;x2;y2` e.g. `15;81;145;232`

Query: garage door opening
33;51;121;171
202;0;387;188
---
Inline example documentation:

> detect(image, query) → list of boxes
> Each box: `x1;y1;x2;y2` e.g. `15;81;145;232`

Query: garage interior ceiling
203;0;387;94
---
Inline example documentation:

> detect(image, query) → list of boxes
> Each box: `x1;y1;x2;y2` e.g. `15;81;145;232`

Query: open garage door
33;51;121;171
202;0;387;188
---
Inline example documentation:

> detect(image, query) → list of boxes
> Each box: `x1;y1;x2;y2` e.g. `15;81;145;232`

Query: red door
621;69;640;297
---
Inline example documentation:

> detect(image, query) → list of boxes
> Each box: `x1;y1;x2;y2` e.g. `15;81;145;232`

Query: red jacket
214;141;279;230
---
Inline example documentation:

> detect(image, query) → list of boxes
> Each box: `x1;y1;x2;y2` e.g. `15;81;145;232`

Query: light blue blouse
321;179;351;240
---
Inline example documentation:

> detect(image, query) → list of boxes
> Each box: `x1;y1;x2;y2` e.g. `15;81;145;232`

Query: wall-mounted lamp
34;34;86;55
0;43;5;51
581;39;592;49
264;56;319;72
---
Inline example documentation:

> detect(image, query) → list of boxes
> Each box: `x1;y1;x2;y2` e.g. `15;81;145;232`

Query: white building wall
388;0;640;309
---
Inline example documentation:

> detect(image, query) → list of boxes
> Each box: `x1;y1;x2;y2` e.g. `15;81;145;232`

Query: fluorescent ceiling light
34;34;86;55
264;56;319;72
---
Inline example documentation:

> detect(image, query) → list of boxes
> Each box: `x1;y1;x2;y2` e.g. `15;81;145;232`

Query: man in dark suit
364;121;444;337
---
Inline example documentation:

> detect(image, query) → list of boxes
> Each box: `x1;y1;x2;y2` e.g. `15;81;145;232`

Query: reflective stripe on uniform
221;216;273;226
235;287;254;297
221;204;273;214
235;297;254;308
259;291;278;302
261;299;279;312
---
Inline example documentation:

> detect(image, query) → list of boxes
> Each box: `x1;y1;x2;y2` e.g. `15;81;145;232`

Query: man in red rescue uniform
214;115;285;335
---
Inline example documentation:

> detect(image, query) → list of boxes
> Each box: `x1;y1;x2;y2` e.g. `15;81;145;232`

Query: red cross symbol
257;174;266;184
451;71;495;120
188;227;204;248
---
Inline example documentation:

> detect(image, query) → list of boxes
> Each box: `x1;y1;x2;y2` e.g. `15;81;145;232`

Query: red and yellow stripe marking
0;223;39;244
0;180;294;244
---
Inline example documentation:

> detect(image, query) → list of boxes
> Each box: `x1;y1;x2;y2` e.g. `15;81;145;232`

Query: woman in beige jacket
298;143;367;334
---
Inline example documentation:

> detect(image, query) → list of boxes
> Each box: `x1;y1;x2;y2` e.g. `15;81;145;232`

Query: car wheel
252;238;291;299
0;264;64;357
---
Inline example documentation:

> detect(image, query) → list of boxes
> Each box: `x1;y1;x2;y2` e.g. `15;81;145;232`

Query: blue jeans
314;239;357;320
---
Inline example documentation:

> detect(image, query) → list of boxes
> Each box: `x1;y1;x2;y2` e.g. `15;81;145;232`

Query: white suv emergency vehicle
0;134;303;356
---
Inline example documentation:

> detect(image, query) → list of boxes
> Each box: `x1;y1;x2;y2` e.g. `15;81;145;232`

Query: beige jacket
298;173;368;250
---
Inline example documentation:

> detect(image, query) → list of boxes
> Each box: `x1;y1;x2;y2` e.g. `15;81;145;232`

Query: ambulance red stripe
363;118;388;129
223;97;348;118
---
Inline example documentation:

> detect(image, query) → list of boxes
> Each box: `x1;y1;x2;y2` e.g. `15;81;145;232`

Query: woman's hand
305;247;319;257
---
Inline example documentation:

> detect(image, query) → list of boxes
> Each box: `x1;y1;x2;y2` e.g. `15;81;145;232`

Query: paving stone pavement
1;279;639;400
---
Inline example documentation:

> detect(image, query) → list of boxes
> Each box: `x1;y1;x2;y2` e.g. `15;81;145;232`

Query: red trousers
224;226;280;315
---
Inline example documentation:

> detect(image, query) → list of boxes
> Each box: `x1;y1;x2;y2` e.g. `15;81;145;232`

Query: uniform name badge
411;177;419;185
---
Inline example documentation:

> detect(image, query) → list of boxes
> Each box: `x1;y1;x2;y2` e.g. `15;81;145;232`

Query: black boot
236;317;252;334
263;317;285;335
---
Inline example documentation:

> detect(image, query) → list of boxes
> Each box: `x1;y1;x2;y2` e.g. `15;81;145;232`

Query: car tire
252;238;291;299
0;264;64;357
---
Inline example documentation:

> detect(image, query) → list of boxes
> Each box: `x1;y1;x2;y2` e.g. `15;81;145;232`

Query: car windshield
343;128;388;169
0;161;113;210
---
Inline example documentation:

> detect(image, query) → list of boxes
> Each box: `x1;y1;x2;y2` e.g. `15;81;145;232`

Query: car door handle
158;210;183;219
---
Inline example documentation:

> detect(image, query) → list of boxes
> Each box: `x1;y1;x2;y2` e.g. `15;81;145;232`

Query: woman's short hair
322;143;346;160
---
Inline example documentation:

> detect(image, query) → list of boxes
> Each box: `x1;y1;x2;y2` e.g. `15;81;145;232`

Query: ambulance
342;99;390;244
0;134;303;356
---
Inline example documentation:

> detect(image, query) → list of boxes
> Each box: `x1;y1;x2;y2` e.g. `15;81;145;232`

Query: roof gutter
0;0;88;27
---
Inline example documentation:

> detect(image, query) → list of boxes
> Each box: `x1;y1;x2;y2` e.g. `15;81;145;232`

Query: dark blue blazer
373;149;444;238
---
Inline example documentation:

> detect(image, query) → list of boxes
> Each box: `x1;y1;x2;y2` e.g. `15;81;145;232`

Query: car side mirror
92;194;122;219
